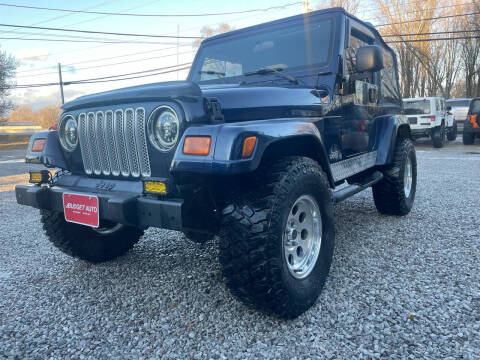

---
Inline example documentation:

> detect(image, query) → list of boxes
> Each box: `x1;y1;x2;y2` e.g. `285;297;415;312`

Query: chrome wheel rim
404;156;413;198
93;222;123;235
283;194;322;279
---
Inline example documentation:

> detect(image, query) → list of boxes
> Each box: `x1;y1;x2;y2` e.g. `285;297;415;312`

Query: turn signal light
183;136;211;156
470;114;479;129
31;138;46;152
241;136;257;158
29;170;50;184
143;180;167;194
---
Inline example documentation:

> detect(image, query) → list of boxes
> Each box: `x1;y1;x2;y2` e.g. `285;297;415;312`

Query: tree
316;0;360;14
7;105;62;128
193;23;234;47
0;47;17;117
459;2;480;97
37;105;62;129
7;105;34;123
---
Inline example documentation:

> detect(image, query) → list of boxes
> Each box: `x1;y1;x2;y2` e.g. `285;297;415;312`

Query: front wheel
463;131;475;145
40;210;143;263
447;121;457;141
219;157;335;318
373;138;417;216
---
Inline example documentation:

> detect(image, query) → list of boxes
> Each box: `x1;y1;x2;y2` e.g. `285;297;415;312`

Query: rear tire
373;138;417;216
447;121;457;141
40;210;143;263
463;131;475;145
432;125;445;148
219;157;335;318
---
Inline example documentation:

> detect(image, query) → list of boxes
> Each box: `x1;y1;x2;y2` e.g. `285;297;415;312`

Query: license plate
63;193;99;228
408;117;417;125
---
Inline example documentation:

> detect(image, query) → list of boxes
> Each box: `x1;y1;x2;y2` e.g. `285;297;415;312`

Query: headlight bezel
147;105;181;152
58;114;79;152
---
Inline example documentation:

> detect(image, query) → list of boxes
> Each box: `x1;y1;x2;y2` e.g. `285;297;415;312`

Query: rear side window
470;99;480;113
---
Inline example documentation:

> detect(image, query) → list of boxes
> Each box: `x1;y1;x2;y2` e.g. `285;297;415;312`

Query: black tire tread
432;125;445;148
447;121;457;141
219;157;333;318
372;139;416;216
40;210;143;263
463;130;475;145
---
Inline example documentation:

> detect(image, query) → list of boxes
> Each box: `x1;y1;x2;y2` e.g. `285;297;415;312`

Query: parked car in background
447;98;471;131
463;97;480;145
404;97;456;148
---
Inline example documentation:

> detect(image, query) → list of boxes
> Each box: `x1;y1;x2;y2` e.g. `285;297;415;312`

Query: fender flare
25;131;68;169
370;114;411;165
171;118;334;186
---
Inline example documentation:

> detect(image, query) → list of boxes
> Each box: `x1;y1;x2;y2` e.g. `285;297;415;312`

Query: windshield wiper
243;67;299;85
198;70;226;77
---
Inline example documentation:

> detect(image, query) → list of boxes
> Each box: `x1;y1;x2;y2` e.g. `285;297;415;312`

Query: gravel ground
1;143;479;359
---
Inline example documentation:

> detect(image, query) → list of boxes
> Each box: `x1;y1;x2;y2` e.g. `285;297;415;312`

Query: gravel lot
1;141;479;359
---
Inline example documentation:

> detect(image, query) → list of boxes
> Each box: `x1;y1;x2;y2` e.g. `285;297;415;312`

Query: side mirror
446;105;452;111
356;45;384;73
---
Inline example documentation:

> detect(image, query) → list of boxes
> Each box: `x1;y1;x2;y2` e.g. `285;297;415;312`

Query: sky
0;0;375;110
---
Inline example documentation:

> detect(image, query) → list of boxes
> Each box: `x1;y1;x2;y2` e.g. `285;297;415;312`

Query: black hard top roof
201;7;394;56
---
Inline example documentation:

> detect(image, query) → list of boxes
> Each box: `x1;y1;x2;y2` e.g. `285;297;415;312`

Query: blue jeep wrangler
16;8;416;318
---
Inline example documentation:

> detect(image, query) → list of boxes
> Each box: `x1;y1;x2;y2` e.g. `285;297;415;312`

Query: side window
379;47;401;105
436;100;441;112
345;32;374;82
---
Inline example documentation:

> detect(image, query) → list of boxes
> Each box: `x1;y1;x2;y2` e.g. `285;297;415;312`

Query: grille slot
78;107;151;178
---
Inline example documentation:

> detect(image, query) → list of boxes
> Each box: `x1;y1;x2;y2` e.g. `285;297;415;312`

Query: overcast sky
1;0;374;110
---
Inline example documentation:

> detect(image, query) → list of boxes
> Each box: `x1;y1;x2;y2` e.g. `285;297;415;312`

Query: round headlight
149;106;180;152
59;115;78;152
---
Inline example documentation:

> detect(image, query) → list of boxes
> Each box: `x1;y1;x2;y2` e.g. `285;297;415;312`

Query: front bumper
15;184;183;231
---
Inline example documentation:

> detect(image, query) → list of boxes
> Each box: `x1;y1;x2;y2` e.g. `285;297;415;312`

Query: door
339;30;379;159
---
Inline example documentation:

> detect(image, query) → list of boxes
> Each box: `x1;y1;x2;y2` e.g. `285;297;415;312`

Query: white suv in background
404;97;456;148
446;98;471;131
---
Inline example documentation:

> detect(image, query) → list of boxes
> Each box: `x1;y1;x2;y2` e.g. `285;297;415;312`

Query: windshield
189;18;333;84
404;100;430;115
447;99;471;107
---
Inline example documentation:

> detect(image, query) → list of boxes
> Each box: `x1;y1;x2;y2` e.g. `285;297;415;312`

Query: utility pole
58;63;64;104
176;24;180;80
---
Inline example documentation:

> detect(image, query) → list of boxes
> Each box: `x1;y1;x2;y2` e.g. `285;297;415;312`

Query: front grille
78;107;151;177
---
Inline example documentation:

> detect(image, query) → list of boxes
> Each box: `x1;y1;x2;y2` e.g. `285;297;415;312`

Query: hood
62;80;329;122
200;84;329;122
62;81;202;111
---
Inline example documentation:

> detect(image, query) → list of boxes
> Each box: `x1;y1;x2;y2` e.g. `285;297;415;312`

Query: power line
13;65;192;89
376;11;480;27
0;23;202;39
0;36;192;44
382;29;480;37
66;62;192;83
73;66;192;84
16;50;197;78
0;0;117;37
0;2;302;17
16;45;182;73
360;0;477;24
13;2;297;75
386;35;480;43
14;63;192;88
